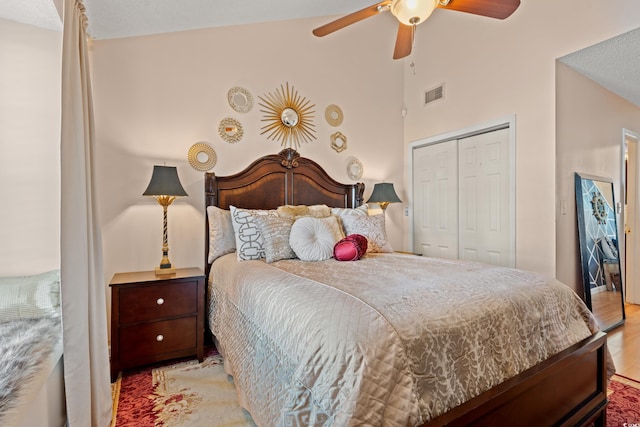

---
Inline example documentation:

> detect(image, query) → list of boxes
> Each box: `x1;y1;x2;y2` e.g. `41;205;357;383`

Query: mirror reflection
575;173;625;331
281;108;299;127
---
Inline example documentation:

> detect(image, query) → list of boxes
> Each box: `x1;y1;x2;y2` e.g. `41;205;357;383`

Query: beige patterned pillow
331;204;369;219
253;216;296;263
206;206;236;263
340;213;393;253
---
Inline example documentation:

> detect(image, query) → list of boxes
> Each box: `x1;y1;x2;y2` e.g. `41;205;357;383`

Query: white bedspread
208;253;602;426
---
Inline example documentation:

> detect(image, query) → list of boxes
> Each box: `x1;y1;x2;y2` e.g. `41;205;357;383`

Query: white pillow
331;204;369;219
207;206;236;264
289;217;338;261
230;206;278;260
340;213;393;253
0;270;61;323
253;216;296;263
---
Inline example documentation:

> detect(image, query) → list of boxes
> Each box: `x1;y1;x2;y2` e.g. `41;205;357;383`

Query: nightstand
109;267;205;381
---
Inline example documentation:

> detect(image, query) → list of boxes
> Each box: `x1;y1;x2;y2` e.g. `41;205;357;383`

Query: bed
204;148;610;426
0;270;66;427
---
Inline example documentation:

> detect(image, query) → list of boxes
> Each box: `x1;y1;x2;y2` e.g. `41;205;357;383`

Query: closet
411;127;515;267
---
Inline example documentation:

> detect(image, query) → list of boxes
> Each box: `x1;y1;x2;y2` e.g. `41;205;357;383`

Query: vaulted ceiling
2;0;640;106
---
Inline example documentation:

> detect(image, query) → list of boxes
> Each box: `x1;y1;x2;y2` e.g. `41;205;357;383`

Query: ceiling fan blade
393;23;413;60
438;0;520;20
313;1;391;37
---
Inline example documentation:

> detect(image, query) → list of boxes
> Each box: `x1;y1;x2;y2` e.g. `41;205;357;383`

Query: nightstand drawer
120;316;197;366
119;280;198;324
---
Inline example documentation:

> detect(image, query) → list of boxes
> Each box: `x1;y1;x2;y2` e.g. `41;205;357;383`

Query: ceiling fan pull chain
411;25;417;75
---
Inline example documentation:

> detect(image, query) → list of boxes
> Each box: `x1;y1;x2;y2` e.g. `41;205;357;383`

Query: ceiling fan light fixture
391;0;437;26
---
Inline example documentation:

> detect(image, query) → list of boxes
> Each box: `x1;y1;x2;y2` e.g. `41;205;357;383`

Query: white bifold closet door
413;128;513;267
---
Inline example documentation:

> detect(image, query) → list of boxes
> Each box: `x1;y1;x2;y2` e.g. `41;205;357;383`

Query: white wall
91;16;405;285
555;62;640;294
402;0;640;276
0;18;61;276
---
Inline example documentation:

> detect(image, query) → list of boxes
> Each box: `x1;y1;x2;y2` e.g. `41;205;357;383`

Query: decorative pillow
230;206;278;260
206;206;236;264
277;204;331;219
0;270;61;323
333;234;368;261
340;213;393;253
331;204;369;219
289;217;339;261
346;233;368;255
253;216;296;263
318;215;345;242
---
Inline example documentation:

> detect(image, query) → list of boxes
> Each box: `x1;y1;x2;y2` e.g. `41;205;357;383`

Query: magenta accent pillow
333;234;368;261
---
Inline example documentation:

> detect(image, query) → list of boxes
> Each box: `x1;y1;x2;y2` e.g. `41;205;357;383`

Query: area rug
111;349;255;427
111;353;640;426
607;374;640;427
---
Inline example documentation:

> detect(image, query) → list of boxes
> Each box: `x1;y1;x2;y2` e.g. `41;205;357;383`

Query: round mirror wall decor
346;156;363;180
227;87;253;113
187;142;217;171
325;104;343;127
281;108;299;127
258;82;316;149
218;117;244;143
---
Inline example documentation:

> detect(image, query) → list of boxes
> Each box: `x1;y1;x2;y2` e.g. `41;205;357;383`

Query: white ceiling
2;0;640;107
559;28;640;107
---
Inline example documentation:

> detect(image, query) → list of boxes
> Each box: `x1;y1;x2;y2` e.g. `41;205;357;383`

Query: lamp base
155;266;176;276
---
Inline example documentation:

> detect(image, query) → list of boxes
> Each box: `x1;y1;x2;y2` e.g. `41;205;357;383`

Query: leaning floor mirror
575;172;626;331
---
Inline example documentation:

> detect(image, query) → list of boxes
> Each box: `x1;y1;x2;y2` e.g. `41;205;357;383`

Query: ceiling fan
313;0;521;60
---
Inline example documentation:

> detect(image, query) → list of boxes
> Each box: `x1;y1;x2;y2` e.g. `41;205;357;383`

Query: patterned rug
111;349;255;427
111;351;639;426
607;374;640;426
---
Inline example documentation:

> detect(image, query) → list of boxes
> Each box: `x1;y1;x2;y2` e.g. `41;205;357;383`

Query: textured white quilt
208;253;602;426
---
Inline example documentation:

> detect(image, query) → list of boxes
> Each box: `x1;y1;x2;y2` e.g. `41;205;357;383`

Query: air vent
424;84;444;105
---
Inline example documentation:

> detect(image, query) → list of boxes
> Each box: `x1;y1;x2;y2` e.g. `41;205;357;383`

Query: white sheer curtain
61;0;112;426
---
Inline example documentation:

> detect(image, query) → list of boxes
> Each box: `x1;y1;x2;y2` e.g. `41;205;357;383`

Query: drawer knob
156;298;165;305
156;334;164;342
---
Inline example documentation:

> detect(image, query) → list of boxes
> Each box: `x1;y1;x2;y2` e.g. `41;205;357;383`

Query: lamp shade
367;182;402;210
143;165;188;197
391;0;437;26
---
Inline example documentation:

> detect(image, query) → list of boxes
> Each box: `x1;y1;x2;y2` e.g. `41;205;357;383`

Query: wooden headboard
204;148;365;276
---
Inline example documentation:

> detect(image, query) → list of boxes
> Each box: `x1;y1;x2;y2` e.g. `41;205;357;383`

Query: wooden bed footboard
425;331;608;427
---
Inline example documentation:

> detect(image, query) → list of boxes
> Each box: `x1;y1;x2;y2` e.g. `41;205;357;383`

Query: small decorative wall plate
325;104;343;127
218;117;244;143
227;87;253;113
346;156;363;180
330;132;347;153
188;142;217;171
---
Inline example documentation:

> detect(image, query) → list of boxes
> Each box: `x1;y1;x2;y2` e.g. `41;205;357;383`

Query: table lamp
367;182;402;212
143;165;188;275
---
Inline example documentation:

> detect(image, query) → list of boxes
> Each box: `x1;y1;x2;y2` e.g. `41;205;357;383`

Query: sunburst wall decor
258;83;316;149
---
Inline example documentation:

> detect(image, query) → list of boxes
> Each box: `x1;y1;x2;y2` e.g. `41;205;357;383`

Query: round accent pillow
345;234;368;255
333;234;368;261
289;217;337;261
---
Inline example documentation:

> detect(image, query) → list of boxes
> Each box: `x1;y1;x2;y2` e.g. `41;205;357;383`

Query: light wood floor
606;303;640;379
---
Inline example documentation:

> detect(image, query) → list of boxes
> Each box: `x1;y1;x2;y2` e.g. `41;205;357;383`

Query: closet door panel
412;139;459;258
458;128;511;266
